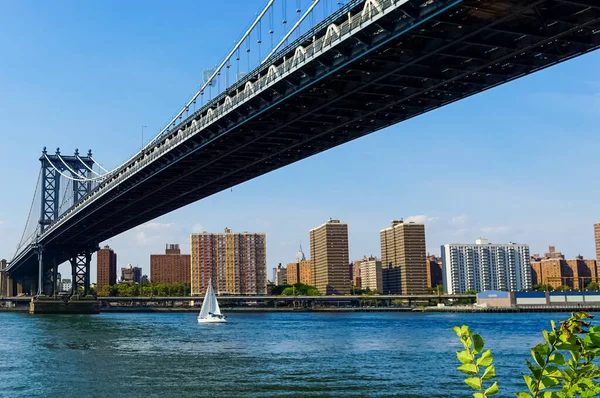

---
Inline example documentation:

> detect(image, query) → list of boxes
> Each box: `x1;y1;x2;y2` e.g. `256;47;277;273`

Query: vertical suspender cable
282;0;288;45
296;0;301;38
236;47;240;82
144;0;275;149
246;36;251;73
262;0;321;63
258;17;262;60
269;5;274;50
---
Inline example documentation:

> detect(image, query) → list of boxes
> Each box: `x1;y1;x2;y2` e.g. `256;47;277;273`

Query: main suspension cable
14;169;41;258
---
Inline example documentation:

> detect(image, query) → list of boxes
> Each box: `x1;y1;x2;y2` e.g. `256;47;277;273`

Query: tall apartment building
426;255;443;288
441;239;532;294
286;262;299;285
287;246;311;285
382;264;401;294
97;245;117;293
359;256;383;293
531;247;598;289
380;220;427;294
352;259;363;287
190;229;267;296
275;263;288;286
310;219;350;295
150;244;190;284
299;260;312;285
595;222;600;266
121;264;142;283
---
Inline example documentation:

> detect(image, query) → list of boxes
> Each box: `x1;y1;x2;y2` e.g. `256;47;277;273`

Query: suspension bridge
4;0;599;309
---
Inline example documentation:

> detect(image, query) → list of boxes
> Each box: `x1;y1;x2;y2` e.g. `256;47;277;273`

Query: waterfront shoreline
1;306;597;313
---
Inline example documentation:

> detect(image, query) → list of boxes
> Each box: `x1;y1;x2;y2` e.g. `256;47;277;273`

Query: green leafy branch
517;312;600;398
453;312;600;398
452;325;499;398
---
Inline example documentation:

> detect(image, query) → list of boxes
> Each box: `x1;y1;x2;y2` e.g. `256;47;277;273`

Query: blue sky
0;1;599;282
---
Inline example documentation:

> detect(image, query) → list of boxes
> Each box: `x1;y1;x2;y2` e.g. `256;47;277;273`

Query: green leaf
452;326;462;337
523;375;537;394
484;381;499;396
516;393;533;398
457;350;473;364
587;333;600;346
473;334;484;353
457;363;478;374
589;325;600;333
548;353;566;366
538;377;559;391
540;392;559;398
531;346;546;367
472;393;485;398
465;377;482;391
482;364;496;380
542;330;551;344
477;350;493;367
541;366;561;378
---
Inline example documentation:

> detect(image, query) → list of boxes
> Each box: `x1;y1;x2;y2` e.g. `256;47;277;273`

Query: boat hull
197;317;227;324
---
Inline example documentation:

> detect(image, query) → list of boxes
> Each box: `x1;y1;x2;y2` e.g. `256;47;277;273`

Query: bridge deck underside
9;0;599;275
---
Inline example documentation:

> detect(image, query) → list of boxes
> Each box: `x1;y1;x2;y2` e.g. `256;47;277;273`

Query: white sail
211;287;222;315
198;283;213;319
198;280;225;322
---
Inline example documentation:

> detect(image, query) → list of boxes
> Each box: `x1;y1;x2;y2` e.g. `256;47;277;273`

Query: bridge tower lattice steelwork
36;148;97;297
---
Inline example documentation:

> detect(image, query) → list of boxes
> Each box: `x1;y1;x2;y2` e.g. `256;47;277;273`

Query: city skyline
0;1;598;285
84;217;600;285
92;220;599;293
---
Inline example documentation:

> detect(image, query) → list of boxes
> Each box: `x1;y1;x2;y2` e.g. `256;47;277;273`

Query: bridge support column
70;250;92;297
36;246;44;296
6;276;15;297
43;256;57;296
30;250;98;314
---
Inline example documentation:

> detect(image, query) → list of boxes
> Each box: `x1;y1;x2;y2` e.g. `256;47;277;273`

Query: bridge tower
36;147;96;298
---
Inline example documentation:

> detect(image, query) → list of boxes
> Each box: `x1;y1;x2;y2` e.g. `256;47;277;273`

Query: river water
0;311;587;397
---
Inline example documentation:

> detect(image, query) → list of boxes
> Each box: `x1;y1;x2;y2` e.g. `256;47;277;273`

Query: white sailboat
197;280;227;323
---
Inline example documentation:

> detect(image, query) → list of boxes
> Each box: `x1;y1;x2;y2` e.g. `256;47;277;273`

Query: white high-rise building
441;239;532;294
359;257;383;293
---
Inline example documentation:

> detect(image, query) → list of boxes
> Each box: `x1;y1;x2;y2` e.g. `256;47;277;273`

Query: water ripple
0;311;584;397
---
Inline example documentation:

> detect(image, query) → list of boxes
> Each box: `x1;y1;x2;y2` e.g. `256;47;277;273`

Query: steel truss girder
70;250;91;296
39;151;95;233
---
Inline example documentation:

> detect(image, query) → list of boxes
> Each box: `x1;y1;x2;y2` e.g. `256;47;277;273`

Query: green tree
280;283;320;296
271;285;287;295
533;284;555;292
98;285;111;297
428;283;443;295
586;282;599;291
465;290;478;295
